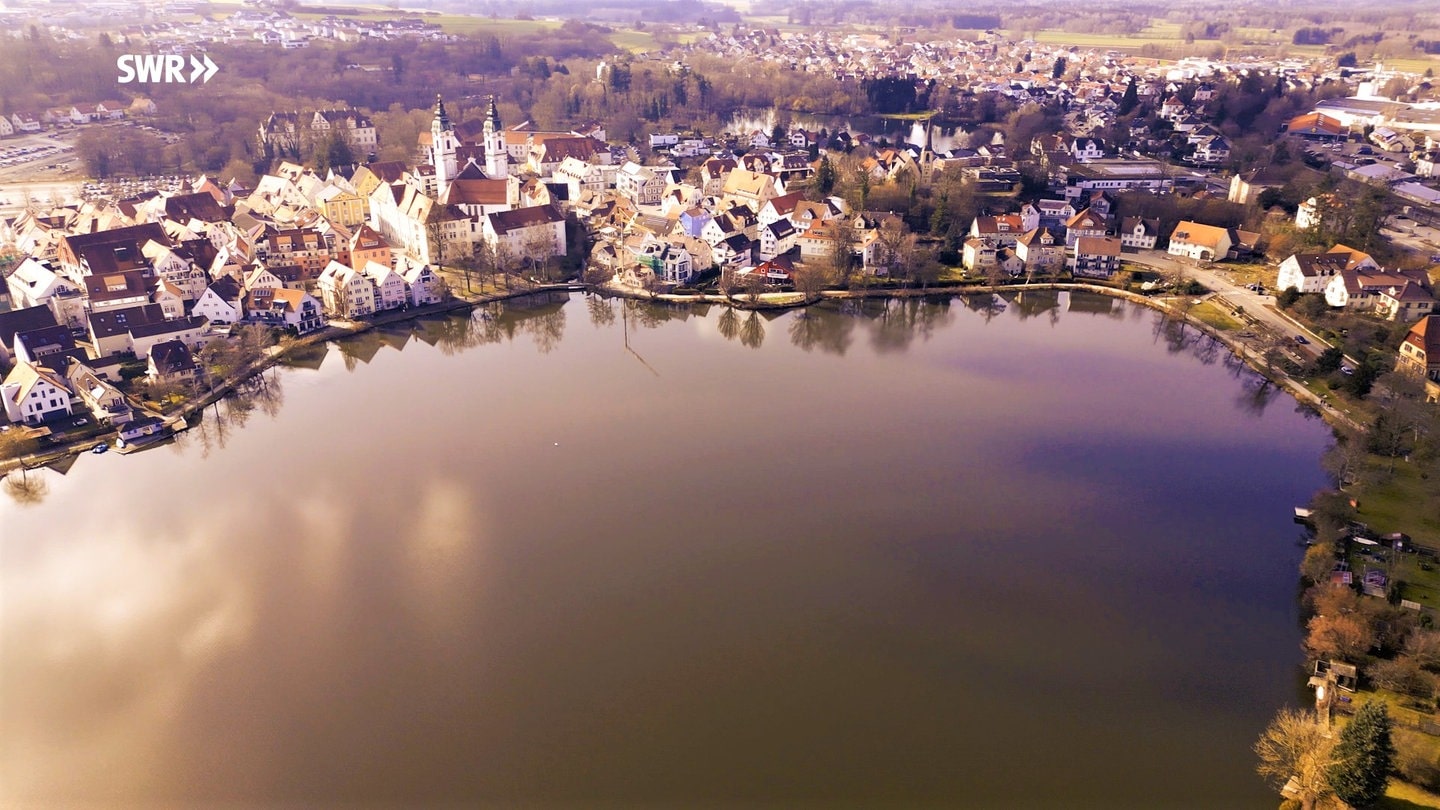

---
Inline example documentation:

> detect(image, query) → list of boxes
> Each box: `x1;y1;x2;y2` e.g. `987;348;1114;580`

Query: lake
0;291;1331;808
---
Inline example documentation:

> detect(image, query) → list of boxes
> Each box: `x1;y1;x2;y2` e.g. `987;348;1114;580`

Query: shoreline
1;279;1358;476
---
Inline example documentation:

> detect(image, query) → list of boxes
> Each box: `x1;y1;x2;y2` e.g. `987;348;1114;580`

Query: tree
1306;612;1375;663
792;261;831;301
1368;656;1434;699
1321;436;1370;491
1277;287;1302;309
1301;544;1337;585
1255;707;1337;810
1051;56;1067;80
815;155;837;197
1328;701;1395;808
742;269;768;302
1119;77;1139;116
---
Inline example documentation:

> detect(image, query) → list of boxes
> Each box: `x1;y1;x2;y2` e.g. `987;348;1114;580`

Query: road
1124;249;1327;346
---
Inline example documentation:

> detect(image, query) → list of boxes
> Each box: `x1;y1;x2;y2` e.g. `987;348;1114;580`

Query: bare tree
792;261;831;301
1254;707;1337;810
742;270;768;302
827;216;859;288
521;227;557;282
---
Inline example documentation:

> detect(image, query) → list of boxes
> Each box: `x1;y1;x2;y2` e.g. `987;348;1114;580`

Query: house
482;205;567;263
128;316;210;361
1;362;73;426
362;260;408;310
757;191;807;228
1295;195;1337;231
5;257;79;310
1276;252;1350;294
87;304;167;358
1036;199;1076;229
962;238;998;272
1376;283;1437;323
614;162;667;206
1070;138;1106;161
0;306;62;368
1399;315;1440;383
970;214;1028;247
1192;135;1231;166
1167;221;1231;262
317;260;377;318
721;168;783;211
66;361;132;424
1069;236;1124;278
1325;267;1431;312
1118;217;1161;249
634;240;695;285
147;340;200;384
84;270;152;313
397;259;444;307
118;415;167;445
247;287;325;334
1014;227;1066;273
193;276;245;326
759;219;798;260
153;281;187;320
1064;208;1110;249
11;112;42;133
12;325;76;367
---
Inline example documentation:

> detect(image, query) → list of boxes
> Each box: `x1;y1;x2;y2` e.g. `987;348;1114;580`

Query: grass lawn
878;111;939;121
431;15;561;36
609;30;660;53
1386;56;1440;75
1190;300;1242;331
1357;461;1440;549
1006;28;1185;51
1215;262;1274;288
1382;780;1440;809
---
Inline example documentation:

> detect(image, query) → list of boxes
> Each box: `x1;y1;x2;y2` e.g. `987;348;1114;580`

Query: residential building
1118;216;1160;249
1276;251;1349;294
1399;315;1440;383
1069;236;1124;278
317;261;377;318
482;205;566;263
1167;221;1232;262
1;362;73;426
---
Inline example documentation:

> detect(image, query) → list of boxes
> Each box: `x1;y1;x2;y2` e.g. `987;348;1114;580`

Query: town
5;7;1440;803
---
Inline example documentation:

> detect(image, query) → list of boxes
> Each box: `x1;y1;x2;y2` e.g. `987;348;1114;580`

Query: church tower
430;94;459;197
483;96;508;180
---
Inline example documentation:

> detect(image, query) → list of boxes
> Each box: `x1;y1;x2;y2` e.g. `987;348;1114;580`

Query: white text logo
117;54;219;84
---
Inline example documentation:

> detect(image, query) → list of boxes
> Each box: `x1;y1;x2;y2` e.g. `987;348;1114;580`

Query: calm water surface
1;292;1331;808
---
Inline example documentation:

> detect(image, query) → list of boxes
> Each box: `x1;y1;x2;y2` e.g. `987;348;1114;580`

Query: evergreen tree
1327;701;1395;808
1051;57;1067;80
1119;77;1139;115
815;156;836;196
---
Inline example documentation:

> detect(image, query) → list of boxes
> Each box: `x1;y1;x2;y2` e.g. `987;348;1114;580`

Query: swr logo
117;54;219;84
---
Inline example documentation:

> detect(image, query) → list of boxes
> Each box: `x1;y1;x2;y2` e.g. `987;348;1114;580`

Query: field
427;16;561;36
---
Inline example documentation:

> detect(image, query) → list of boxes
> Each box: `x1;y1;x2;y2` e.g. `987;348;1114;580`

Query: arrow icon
188;54;218;84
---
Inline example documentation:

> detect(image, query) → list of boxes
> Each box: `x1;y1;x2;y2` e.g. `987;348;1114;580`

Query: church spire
433;93;451;133
486;95;501;130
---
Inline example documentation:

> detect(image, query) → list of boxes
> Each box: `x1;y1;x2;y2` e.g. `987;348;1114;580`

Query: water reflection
1;290;1335;806
3;469;49;506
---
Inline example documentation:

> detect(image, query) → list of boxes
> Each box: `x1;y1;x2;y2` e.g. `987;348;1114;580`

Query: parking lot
0;130;82;185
